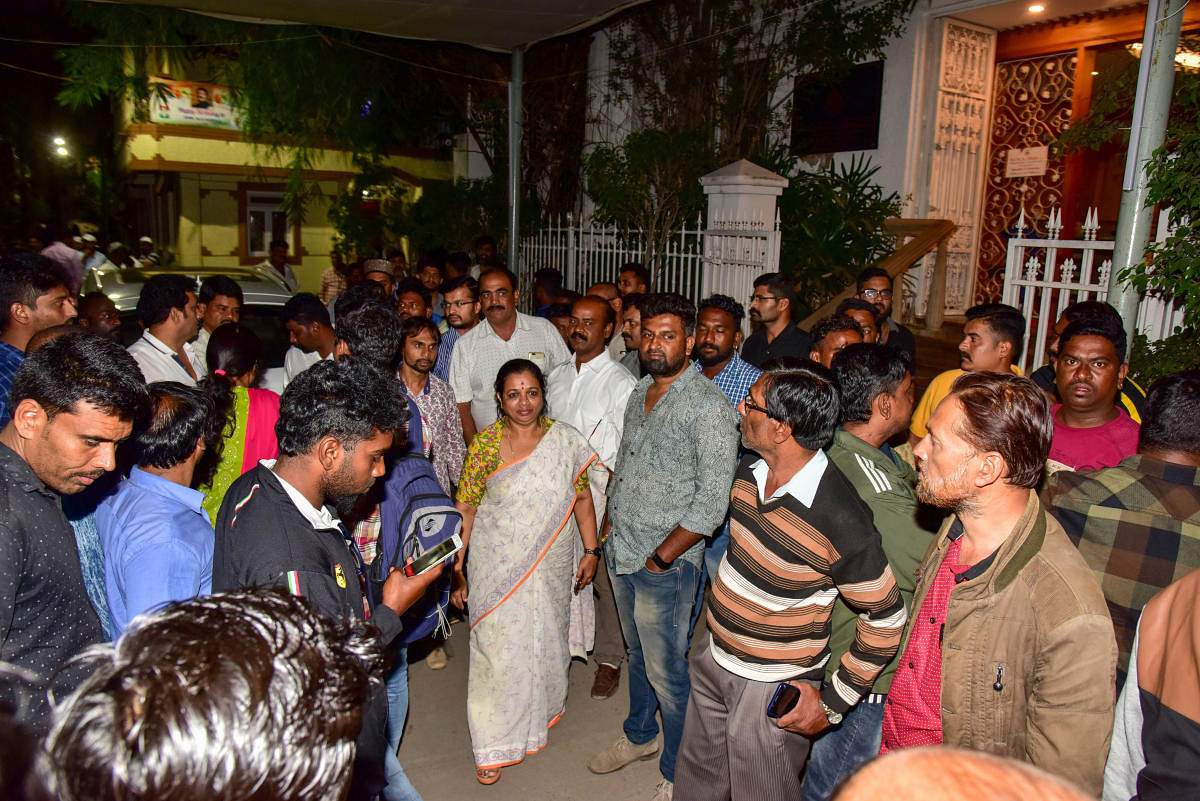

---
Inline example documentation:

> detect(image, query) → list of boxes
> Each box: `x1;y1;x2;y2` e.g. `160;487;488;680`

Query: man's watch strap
821;700;843;726
650;552;673;571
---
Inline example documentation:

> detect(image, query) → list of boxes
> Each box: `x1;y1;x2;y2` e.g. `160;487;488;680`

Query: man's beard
695;346;730;368
916;457;981;516
643;350;686;376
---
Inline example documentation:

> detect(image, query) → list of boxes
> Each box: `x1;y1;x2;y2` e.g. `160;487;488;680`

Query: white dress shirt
548;350;637;515
448;311;572;431
127;331;203;386
192;327;212;374
282;346;333;387
258;260;299;293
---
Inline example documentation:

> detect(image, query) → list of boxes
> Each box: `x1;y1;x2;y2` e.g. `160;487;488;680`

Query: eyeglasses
860;288;893;301
749;294;780;303
445;299;476;308
742;394;771;417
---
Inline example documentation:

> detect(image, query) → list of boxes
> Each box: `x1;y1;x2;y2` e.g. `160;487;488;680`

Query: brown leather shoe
591;663;620;699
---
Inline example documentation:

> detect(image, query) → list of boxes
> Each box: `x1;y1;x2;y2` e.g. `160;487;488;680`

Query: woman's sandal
476;767;502;785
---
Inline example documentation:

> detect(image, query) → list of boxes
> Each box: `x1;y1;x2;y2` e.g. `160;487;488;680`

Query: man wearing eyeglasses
741;273;813;368
855;268;916;361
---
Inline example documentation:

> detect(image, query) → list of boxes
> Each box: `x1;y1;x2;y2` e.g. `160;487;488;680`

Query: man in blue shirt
433;276;479;382
97;381;223;637
692;293;762;582
0;253;78;426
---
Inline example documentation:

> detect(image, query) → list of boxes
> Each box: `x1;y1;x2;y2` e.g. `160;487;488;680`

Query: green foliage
326;158;410;257
583;128;714;260
1129;328;1200;386
398;176;510;255
772;153;902;315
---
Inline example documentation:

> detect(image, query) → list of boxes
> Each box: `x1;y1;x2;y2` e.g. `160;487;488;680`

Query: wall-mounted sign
1005;146;1049;178
150;80;240;129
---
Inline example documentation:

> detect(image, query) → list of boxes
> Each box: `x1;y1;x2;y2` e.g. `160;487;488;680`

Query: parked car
83;263;295;393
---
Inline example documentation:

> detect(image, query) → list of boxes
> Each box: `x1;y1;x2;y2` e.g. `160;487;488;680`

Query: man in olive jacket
880;371;1116;796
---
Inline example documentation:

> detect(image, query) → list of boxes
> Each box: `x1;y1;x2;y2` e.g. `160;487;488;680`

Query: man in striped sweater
673;362;907;801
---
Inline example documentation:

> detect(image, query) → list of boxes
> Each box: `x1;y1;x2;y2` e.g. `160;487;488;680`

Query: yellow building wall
123;125;452;294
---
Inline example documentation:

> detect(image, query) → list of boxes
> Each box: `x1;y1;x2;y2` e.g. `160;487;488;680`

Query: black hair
200;322;264;461
0;253;72;332
534;268;563;292
198;275;244;306
333;282;387;322
618;262;651;289
9;332;149;423
752;272;797;310
622;292;647;313
1056;318;1127;363
449;252;471;273
416;253;443;273
546;302;573;320
1140;370;1200;455
831;343;913;425
761;361;840;449
640;292;697;336
136;275;196;327
810;313;864;348
836;297;880;322
337;302;403;372
400;315;440;347
493;358;547;420
281;292;331;328
698;294;745;330
480;267;519;292
965;302;1026;359
441;275;479;301
855;267;889;293
394;276;432;307
276;359;408;456
133;382;224;478
41;588;383;801
581;294;617;327
269;239;289;250
474;234;497;250
1062;300;1121;326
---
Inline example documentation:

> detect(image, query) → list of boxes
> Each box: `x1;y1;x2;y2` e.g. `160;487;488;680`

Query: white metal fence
1001;206;1185;374
518;212;780;316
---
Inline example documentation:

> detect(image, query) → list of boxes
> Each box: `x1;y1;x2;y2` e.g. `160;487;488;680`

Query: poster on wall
150;80;240;129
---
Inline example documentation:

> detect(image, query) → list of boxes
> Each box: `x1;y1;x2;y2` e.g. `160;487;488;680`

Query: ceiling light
1091;70;1099;75
52;136;66;146
55;146;69;157
1028;4;1045;11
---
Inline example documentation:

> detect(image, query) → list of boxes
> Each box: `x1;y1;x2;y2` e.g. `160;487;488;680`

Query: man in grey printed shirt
587;293;740;801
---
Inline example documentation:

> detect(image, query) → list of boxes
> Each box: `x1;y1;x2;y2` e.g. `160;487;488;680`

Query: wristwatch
583;547;602;557
821;701;843;726
650;552;673;571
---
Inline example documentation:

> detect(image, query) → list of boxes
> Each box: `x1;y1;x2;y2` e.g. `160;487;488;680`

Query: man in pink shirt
1049;320;1138;470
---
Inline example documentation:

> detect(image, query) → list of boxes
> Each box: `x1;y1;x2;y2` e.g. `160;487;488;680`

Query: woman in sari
451;358;601;785
199;323;280;523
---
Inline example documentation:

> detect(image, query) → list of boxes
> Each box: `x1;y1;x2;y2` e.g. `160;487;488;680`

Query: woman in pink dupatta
199;323;280;523
451;359;601;785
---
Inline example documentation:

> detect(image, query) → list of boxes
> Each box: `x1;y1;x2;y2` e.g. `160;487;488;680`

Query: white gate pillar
699;160;787;330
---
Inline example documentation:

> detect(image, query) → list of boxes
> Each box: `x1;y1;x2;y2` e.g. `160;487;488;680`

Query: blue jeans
609;556;700;783
801;697;885;801
384;646;423;801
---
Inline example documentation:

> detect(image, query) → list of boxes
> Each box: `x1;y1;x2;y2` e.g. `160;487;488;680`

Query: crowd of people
1;240;1199;801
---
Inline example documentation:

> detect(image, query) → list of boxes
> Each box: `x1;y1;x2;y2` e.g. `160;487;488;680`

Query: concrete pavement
398;623;665;801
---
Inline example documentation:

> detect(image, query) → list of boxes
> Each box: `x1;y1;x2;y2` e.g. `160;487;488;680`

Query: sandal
476;767;501;785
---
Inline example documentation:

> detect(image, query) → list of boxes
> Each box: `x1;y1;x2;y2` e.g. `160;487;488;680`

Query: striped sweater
708;455;907;714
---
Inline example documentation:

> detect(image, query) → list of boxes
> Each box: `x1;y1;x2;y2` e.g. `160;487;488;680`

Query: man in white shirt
449;268;571;443
192;275;243;372
281;293;336;387
548;295;637;701
127;275;203;385
259;239;299;293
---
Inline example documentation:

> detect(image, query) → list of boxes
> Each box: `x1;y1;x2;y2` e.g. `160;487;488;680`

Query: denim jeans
690;520;732;638
801;697;885;801
609;556;700;783
384;646;423;801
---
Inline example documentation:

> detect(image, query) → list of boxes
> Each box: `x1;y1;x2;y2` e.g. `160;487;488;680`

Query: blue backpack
372;452;460;645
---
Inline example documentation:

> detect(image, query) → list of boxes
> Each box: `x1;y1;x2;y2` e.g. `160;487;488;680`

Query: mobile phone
766;682;801;719
403;534;463;577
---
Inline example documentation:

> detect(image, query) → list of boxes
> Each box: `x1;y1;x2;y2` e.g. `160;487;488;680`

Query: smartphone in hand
766;682;801;719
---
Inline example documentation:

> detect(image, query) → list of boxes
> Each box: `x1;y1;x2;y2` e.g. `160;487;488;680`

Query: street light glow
55;146;69;157
52;136;66;146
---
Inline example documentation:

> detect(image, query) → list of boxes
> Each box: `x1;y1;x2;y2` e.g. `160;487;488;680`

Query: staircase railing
799;218;957;332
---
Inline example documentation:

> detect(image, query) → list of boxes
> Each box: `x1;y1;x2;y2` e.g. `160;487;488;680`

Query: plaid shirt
1042;454;1200;674
693;351;762;420
0;343;24;428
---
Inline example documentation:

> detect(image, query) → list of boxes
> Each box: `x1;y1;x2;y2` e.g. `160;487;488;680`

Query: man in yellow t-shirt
909;303;1026;446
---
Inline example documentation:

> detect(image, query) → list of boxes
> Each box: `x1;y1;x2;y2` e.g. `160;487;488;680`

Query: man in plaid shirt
1043;370;1200;678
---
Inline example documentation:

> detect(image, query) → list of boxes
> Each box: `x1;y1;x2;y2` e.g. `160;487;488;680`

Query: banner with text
150;80;240;129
